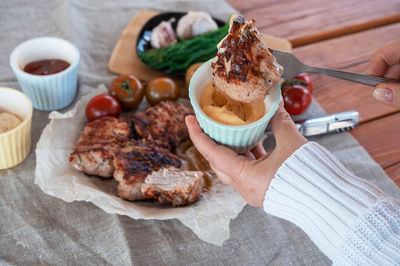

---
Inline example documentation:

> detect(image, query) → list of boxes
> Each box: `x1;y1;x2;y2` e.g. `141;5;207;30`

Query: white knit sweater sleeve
263;141;400;265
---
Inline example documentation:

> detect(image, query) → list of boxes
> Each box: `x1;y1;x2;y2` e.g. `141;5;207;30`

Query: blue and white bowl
10;37;80;111
189;58;281;154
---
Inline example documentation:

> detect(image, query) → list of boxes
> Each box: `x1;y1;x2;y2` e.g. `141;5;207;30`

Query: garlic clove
151;20;177;49
176;15;194;40
177;11;218;40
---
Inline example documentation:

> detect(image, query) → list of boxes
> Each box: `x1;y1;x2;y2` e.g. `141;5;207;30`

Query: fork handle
303;65;400;87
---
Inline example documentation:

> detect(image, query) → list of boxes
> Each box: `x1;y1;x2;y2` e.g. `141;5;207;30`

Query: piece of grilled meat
131;101;193;150
113;139;182;201
69;116;129;178
211;15;283;103
141;168;204;207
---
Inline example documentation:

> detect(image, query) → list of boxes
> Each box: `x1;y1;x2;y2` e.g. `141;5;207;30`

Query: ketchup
23;59;70;75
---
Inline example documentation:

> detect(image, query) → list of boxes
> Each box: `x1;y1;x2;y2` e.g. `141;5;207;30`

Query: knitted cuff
263;142;388;260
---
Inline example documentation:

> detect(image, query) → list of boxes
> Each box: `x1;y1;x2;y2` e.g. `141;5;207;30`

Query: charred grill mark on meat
211;15;283;103
69;116;130;178
131;101;193;150
82;116;130;140
113;139;182;201
212;16;265;84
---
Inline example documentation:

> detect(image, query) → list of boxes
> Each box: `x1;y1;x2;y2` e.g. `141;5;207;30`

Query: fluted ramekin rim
0;87;33;137
9;36;80;80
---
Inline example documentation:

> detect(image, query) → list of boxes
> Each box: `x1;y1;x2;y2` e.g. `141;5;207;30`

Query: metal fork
271;49;400;86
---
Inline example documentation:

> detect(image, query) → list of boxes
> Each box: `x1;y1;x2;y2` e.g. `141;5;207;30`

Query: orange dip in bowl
200;81;265;126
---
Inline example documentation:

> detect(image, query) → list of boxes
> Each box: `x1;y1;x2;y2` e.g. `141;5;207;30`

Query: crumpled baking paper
34;85;246;246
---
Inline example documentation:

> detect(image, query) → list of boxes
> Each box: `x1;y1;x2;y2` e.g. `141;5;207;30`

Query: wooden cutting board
108;10;292;81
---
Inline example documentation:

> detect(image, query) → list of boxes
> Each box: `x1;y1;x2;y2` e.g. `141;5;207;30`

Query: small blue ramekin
189;58;281;154
10;37;80;111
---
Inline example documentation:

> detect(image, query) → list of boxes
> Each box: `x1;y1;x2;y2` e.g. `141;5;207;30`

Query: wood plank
292;23;400;123
350;113;400;187
227;0;400;47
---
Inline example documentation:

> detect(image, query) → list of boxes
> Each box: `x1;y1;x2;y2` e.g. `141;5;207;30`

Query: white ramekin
189;58;281;154
0;87;33;169
9;37;80;111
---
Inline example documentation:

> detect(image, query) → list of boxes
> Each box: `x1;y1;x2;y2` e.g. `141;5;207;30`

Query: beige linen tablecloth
1;0;399;265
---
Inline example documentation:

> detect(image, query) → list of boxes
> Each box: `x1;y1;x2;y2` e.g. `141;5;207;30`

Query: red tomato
109;74;144;111
86;94;121;121
294;73;314;94
282;85;312;115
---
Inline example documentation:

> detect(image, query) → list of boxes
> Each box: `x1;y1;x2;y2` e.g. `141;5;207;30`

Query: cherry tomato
294;73;314;94
145;77;179;105
109;74;144;111
282;85;312;115
86;94;121;122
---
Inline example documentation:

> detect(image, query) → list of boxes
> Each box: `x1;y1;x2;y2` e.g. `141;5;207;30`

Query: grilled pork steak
113;140;182;201
70;102;207;207
69;116;129;178
211;15;283;103
131;101;193;150
141;168;204;207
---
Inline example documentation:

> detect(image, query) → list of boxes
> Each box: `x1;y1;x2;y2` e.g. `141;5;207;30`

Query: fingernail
373;87;393;102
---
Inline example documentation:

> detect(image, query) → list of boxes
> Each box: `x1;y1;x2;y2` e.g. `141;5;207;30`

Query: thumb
373;83;400;108
185;115;249;181
269;103;306;150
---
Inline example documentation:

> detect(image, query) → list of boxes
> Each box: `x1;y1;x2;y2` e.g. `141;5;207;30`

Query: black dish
136;12;225;76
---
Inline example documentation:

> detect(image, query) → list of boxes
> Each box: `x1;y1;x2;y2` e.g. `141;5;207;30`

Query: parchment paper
34;85;246;246
4;1;400;264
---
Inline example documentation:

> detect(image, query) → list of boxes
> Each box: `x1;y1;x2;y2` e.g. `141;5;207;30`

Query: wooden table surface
227;0;400;186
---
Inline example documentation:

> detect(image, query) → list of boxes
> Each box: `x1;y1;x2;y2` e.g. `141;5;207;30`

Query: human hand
185;102;307;207
367;40;400;108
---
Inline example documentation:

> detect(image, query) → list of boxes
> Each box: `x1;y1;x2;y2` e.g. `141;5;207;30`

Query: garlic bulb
151;19;177;49
177;11;218;39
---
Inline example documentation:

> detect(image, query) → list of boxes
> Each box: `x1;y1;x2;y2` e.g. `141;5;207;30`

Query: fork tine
272;49;306;79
